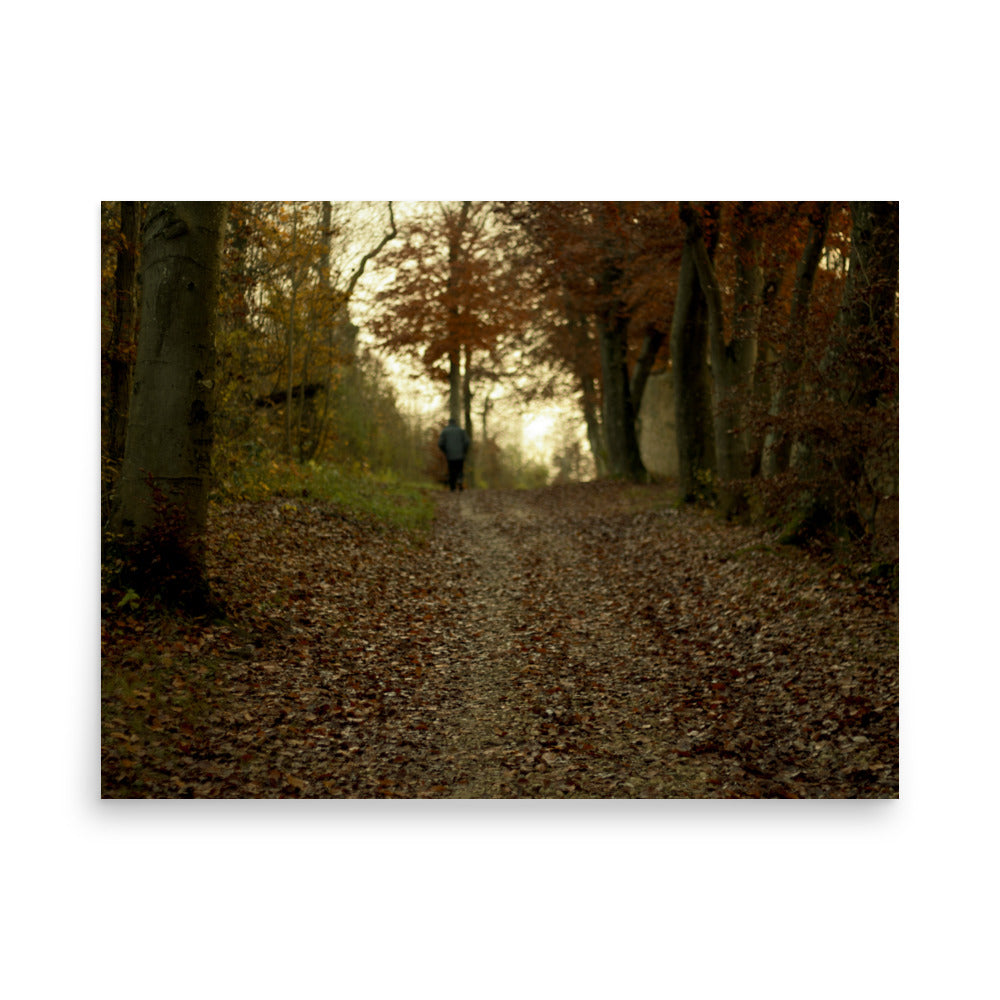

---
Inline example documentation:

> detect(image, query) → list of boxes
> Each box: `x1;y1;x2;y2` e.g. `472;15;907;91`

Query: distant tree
560;291;608;478
369;202;529;462
594;224;645;481
213;201;395;469
112;202;226;607
499;201;673;482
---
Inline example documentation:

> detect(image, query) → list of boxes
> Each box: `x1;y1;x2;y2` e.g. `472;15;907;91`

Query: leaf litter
102;482;898;798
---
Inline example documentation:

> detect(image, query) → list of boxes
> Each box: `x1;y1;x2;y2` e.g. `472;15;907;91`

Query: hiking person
438;418;470;491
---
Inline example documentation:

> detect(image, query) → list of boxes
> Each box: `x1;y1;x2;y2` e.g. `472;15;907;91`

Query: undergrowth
213;458;436;538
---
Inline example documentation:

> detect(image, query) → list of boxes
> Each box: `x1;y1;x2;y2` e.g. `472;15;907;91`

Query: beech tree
810;201;898;538
595;240;644;481
498;201;666;482
680;201;766;515
560;292;608;477
759;201;831;480
369;202;530;457
101;202;141;523
670;234;717;502
501;200;722;484
112;201;226;605
105;202;140;470
443;201;477;423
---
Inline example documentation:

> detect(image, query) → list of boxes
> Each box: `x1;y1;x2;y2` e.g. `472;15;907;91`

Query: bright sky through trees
352;201;590;475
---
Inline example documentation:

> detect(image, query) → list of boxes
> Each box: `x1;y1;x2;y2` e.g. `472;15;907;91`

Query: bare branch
343;202;397;300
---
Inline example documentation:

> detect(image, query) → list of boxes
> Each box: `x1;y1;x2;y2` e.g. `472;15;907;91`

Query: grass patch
215;459;436;538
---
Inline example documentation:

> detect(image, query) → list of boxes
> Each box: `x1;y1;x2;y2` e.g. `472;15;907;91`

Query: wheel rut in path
419;485;705;798
376;482;897;799
428;490;540;797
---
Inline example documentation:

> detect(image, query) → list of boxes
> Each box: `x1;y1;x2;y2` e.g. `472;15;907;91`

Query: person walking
438;418;470;491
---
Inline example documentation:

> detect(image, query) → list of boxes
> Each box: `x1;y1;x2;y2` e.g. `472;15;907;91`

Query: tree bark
787;202;898;542
580;372;607;478
558;289;607;477
681;202;760;517
113;201;225;604
671;239;716;501
463;342;475;483
284;203;299;456
830;201;899;409
629;320;667;420
107;201;140;472
445;202;472;423
761;202;830;479
825;201;899;533
308;200;336;463
720;203;762;511
448;348;462;424
596;261;644;481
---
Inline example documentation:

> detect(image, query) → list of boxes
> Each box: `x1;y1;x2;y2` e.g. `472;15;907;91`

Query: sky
368;331;586;471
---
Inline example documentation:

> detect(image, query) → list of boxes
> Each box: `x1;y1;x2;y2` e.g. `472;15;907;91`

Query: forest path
400;483;898;798
411;485;708;797
102;482;899;798
429;491;536;797
421;487;654;798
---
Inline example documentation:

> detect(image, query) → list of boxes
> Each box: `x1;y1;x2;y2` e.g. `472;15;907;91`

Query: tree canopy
102;200;898;607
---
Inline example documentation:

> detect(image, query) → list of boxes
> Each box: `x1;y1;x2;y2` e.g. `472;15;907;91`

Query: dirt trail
103;482;898;798
401;484;897;798
424;488;634;797
430;493;532;796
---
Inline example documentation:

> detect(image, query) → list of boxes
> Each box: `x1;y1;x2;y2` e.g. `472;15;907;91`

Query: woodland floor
101;482;899;798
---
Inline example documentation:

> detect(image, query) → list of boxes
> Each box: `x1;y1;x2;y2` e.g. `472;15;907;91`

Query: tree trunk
306;201;335;463
113;201;225;606
106;202;140;478
297;335;313;463
596;262;644;481
671;240;716;501
720;203;762;512
761;202;830;479
285;203;298;456
830;201;899;409
462;342;475;483
825;201;899;533
629;319;667;420
560;290;607;477
682;202;760;517
481;391;493;444
448;348;462;423
787;202;898;542
580;372;607;478
445;202;471;424
746;261;787;476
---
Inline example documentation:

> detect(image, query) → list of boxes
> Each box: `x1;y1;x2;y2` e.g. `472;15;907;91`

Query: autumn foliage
100;200;897;801
496;201;898;565
102;483;897;798
103;200;897;569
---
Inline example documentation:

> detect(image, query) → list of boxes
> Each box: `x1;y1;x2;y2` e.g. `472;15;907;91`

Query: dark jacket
438;421;470;460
